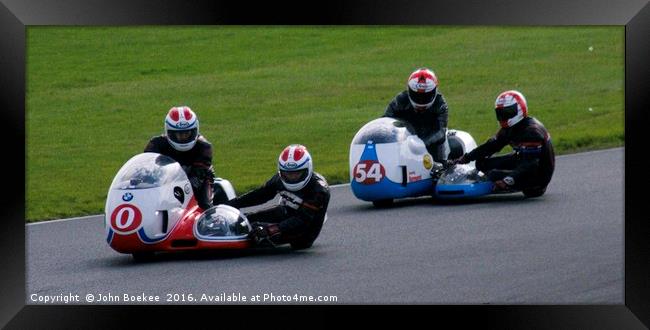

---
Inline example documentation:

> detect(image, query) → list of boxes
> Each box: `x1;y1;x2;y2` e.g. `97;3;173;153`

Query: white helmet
278;144;313;191
494;90;528;128
164;106;199;151
407;68;439;110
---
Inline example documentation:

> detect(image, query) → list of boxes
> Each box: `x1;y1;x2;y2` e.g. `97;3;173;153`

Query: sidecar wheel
132;252;155;262
523;187;546;198
372;199;394;208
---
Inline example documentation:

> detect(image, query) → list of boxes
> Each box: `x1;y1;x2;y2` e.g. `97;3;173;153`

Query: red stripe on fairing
183;107;193;120
293;146;305;161
169;108;180;121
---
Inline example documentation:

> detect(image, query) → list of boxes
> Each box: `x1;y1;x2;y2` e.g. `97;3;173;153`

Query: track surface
27;148;623;304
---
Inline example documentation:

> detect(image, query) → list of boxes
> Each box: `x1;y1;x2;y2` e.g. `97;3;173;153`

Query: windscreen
195;205;251;238
110;153;187;190
351;117;416;144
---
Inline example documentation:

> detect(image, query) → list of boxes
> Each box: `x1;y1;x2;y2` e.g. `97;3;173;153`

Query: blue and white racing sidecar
349;117;494;206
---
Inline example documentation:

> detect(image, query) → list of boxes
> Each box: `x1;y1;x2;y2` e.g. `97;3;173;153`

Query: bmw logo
122;192;134;202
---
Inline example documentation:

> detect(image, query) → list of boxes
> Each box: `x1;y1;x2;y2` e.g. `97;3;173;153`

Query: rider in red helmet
144;106;215;210
224;144;330;250
452;91;555;197
384;68;451;167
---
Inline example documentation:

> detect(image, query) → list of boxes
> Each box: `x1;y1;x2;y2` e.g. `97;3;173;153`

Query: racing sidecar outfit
224;172;330;249
463;117;555;193
144;134;215;210
383;90;450;162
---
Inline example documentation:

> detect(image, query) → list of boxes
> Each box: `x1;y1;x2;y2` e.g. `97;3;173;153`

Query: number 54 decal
353;160;386;184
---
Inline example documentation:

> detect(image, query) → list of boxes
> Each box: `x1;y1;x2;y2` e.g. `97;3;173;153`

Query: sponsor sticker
174;186;185;204
408;171;422;182
423;154;433;170
122;192;133;202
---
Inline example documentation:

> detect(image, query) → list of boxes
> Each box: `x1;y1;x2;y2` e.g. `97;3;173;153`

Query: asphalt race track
27;148;623;304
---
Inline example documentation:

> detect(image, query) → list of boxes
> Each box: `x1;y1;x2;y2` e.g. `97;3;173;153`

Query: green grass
26;26;624;222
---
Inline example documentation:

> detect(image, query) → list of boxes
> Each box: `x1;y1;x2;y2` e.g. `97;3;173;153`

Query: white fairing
104;152;193;243
349;118;479;185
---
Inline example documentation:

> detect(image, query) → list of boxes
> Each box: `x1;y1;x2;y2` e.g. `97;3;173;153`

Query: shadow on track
99;245;317;266
343;192;547;213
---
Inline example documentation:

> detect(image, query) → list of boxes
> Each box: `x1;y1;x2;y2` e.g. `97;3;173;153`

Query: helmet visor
280;168;309;184
495;104;518;122
408;88;436;107
168;128;198;144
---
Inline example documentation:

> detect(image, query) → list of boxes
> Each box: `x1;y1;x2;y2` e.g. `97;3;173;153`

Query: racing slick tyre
132;251;155;262
290;239;314;250
372;199;394;208
522;187;546;198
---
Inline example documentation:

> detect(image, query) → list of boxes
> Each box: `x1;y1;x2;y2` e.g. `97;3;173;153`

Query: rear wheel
372;199;394;208
290;240;314;250
132;251;155;262
523;187;546;198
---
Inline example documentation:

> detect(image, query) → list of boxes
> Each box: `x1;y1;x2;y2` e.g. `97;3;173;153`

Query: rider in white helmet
224;144;330;250
452;90;555;197
144;106;215;210
384;68;451;166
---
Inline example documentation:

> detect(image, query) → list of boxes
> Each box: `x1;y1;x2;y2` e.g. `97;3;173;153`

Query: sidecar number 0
110;204;143;234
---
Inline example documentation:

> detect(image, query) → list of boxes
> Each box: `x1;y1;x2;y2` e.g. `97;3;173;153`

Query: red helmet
494;90;528;128
278;144;313;191
407;68;439;110
164;106;199;151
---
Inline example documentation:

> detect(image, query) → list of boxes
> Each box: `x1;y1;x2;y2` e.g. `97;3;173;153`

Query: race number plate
109;204;143;234
353;160;386;184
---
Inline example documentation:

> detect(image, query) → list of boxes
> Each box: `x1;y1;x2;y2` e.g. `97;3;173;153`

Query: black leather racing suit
224;173;330;249
463;117;555;192
144;135;215;210
383;90;450;162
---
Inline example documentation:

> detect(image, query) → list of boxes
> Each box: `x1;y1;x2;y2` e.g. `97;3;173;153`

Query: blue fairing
435;181;494;199
352;177;434;201
351;142;434;201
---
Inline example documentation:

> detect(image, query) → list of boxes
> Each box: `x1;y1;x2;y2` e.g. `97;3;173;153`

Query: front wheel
290;240;314;250
132;251;155;262
372;199;394;208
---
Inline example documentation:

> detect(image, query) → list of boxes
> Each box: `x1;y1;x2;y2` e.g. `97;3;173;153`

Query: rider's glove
454;154;470;165
250;222;280;246
442;159;455;169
